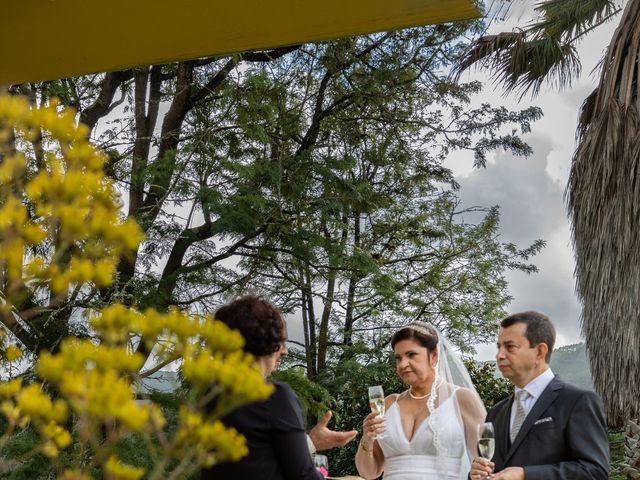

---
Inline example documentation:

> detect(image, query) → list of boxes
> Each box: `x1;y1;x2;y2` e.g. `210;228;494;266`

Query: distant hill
550;342;593;390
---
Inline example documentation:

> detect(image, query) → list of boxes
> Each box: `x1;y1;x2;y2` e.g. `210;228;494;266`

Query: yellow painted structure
1;0;479;84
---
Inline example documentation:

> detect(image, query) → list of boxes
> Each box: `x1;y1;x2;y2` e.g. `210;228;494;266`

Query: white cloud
455;12;622;360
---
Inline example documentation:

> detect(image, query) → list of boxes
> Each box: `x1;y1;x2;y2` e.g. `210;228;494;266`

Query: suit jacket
487;376;609;480
202;381;322;480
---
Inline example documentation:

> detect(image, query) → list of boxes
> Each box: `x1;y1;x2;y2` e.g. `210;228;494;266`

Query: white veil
401;322;486;479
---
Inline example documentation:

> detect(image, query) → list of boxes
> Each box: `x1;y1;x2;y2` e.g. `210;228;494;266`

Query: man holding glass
470;311;609;480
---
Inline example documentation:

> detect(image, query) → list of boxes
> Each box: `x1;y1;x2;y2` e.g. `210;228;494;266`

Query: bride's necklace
408;387;431;400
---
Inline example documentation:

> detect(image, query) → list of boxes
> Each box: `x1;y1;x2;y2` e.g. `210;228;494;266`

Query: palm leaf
533;0;619;41
455;0;619;95
453;32;580;98
453;31;525;75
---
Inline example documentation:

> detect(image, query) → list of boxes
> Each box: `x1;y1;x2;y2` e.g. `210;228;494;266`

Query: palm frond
454;0;620;96
453;31;526;77
502;36;581;96
454;32;580;98
533;0;620;42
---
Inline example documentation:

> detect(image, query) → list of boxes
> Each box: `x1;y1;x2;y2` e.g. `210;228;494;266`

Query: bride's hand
362;411;386;443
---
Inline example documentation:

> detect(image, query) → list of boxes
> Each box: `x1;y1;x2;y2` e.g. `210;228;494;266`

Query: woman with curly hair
201;295;323;480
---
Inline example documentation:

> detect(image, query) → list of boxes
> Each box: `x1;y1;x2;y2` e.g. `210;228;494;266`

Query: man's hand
308;411;357;451
491;467;525;480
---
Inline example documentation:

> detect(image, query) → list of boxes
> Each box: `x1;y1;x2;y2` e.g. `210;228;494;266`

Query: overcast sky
450;6;621;360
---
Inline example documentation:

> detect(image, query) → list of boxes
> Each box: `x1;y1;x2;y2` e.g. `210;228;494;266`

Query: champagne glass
312;454;328;477
477;422;495;480
367;385;387;439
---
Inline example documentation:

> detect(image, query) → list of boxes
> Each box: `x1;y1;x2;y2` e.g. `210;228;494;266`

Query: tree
454;0;640;476
6;22;540;361
218;36;543;377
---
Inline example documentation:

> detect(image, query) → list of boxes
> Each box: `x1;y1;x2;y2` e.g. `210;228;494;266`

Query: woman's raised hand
362;411;386;444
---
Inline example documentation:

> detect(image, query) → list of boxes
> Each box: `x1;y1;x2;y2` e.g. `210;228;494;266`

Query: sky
450;5;622;360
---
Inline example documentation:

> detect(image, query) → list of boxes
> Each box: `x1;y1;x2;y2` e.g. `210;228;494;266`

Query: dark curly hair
215;295;286;357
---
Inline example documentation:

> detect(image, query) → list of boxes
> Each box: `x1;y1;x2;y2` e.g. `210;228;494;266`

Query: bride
355;322;486;479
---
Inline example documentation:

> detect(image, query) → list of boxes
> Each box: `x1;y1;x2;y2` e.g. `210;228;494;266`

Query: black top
202;381;323;480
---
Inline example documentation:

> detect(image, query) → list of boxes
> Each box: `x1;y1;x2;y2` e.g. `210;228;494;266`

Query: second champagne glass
312;454;329;478
477;422;495;480
367;385;387;439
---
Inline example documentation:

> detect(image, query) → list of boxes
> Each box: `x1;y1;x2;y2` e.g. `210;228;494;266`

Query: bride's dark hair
390;322;438;351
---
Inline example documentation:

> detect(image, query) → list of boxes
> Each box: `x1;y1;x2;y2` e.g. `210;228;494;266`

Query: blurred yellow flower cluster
174;408;248;466
0;379;70;458
0;95;273;479
23;305;269;478
0;94;143;305
104;455;146;480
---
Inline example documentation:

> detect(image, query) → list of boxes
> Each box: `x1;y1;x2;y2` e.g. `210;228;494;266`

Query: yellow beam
1;0;479;85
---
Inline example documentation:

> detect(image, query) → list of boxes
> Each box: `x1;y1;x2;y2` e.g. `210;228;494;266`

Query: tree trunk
342;211;361;346
316;268;336;374
300;264;317;377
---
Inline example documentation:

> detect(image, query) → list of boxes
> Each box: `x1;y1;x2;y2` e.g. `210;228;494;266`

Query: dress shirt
307;434;316;454
509;368;554;430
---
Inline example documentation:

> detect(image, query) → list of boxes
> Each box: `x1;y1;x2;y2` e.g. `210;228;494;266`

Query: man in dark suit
470;311;609;480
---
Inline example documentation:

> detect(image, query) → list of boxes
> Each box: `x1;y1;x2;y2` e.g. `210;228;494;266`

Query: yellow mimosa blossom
200;316;246;352
104;455;145;480
60;470;92;480
41;440;60;458
0;400;22;424
0;379;22;397
5;344;22;362
174;408;248;464
16;384;52;416
41;421;72;448
0;153;26;182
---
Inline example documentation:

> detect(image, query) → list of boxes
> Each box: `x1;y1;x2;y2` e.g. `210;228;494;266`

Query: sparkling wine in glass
368;385;387;439
312;454;329;477
477;422;495;479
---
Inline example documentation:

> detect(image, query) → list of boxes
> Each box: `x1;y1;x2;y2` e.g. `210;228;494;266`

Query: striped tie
510;390;529;443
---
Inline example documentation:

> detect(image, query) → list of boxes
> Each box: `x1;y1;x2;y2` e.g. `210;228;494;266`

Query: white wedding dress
377;395;466;479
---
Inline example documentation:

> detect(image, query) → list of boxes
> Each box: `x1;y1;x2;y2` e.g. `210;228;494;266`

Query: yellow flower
22;223;47;245
104;455;145;480
0;92;284;478
36;352;66;382
41;440;59;458
0;400;22;424
60;470;91;480
0;153;26;182
41;421;72;448
0;378;23;397
5;344;22;362
16;384;53;417
174;408;249;465
93;260;116;287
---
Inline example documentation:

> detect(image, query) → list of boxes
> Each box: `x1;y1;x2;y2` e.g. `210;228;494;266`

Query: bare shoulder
385;392;400;408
